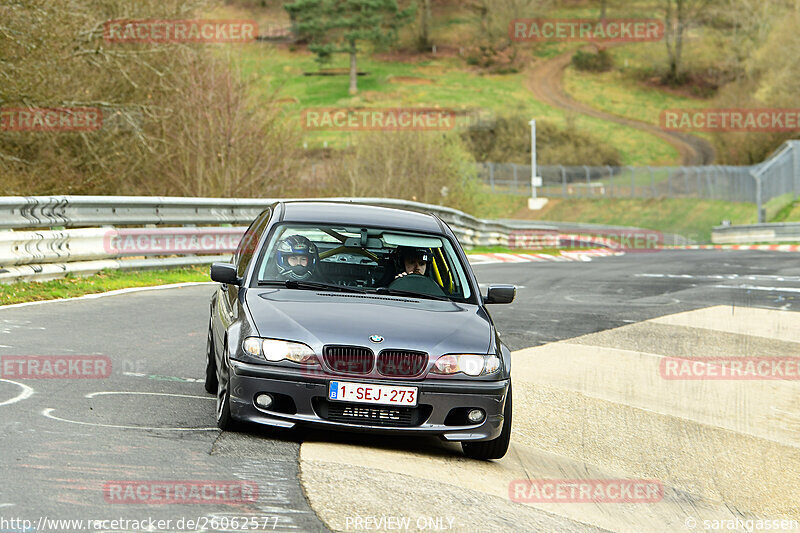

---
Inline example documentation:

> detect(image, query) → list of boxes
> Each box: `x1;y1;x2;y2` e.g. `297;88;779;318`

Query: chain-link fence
478;163;757;202
477;141;800;221
752;141;800;220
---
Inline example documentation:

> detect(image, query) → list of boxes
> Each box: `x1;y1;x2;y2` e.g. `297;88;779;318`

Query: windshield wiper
280;280;368;294
372;287;449;301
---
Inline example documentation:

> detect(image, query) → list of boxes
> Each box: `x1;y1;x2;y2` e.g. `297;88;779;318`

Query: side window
443;239;470;299
235;209;271;278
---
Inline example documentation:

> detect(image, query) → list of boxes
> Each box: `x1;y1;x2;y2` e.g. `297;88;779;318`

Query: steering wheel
388;274;446;298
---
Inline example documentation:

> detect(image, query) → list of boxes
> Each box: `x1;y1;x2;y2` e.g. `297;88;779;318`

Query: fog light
467;409;485;423
255;393;274;409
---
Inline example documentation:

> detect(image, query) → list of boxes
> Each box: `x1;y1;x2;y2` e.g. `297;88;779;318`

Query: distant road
527;48;716;166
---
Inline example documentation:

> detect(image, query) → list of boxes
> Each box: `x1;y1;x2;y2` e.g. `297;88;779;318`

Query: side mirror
210;263;241;285
485;284;516;304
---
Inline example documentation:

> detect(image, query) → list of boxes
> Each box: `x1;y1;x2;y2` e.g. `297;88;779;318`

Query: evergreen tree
285;0;416;94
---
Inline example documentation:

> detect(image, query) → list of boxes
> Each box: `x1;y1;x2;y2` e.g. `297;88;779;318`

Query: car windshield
254;224;472;301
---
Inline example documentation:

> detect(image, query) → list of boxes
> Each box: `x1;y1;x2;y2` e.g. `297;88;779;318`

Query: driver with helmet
394;246;430;280
386;245;447;297
276;235;319;281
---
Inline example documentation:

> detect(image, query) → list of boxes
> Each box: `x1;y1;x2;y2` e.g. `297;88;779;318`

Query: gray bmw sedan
207;201;515;459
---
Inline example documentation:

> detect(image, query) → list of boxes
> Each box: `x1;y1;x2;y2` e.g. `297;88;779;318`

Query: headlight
243;337;318;365
431;354;501;376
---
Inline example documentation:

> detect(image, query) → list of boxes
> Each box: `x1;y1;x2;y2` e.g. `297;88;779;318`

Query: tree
285;0;415;94
418;0;432;51
0;0;304;196
661;0;713;84
466;0;552;50
327;130;480;213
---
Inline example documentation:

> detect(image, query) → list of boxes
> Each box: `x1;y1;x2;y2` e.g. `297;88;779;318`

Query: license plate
328;381;418;407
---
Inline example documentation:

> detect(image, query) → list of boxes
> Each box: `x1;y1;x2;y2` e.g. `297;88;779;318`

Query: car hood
245;289;492;355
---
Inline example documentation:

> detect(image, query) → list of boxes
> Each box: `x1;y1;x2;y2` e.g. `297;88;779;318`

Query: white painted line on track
42;391;217;430
121;371;204;383
713;284;800;293
41;408;218;431
0;378;34;407
0;282;216;311
564;294;682;305
84;391;211;400
639;273;800;282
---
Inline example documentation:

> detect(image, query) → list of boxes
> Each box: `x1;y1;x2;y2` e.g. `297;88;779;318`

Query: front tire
215;340;238;431
216;379;236;431
462;384;512;460
204;322;218;394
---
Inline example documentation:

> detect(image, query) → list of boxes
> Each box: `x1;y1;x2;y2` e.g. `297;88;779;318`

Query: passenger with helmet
276;234;319;281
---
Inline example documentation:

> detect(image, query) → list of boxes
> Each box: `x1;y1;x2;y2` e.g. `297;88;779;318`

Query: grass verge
563;63;709;138
0;266;209;306
478;195;756;242
768;195;800;222
468;246;587;255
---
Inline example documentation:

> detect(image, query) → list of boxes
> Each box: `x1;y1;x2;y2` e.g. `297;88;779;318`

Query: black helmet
276;235;318;281
394;246;430;272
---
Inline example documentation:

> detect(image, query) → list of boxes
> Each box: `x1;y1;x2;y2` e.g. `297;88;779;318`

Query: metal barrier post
695;167;700;196
629;166;635;197
649;167;655;198
668;169;673;197
584;166;591;197
684;168;690;196
512;164;518;194
793;143;800;199
560;165;567;197
751;169;764;223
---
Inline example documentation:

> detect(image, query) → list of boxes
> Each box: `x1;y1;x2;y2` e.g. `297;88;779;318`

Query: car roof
279;201;444;233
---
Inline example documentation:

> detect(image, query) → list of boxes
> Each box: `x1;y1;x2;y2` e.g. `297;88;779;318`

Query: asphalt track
0;250;798;532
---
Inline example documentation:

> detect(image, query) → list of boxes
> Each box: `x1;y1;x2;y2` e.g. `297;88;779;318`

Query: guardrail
0;196;273;229
0;227;244;266
0;196;668;283
712;222;800;244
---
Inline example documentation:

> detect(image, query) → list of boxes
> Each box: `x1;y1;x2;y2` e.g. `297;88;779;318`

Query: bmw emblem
369;335;384;343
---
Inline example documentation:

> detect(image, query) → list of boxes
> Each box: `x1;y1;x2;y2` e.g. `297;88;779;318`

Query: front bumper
228;360;510;441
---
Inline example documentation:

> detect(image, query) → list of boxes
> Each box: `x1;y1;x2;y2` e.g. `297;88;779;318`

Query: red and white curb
669;244;800;252
468;249;620;265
